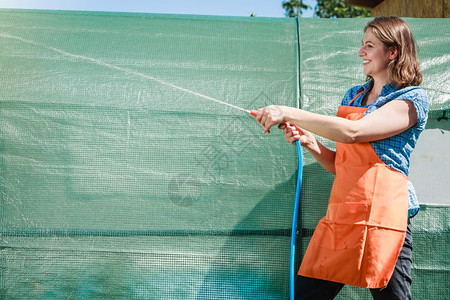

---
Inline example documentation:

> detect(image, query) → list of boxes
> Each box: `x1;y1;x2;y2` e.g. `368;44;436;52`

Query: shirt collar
380;82;398;95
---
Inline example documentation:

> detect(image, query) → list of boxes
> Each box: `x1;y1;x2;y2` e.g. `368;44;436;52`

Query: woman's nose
358;46;365;57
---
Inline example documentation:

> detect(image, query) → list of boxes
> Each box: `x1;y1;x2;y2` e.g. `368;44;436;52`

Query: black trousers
295;220;413;300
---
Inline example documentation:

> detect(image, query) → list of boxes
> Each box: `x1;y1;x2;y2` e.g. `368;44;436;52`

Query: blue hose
290;140;303;300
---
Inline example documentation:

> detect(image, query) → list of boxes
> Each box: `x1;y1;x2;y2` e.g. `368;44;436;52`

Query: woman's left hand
255;105;289;134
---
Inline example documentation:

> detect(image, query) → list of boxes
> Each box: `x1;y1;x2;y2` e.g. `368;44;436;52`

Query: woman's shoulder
389;85;428;104
384;85;429;128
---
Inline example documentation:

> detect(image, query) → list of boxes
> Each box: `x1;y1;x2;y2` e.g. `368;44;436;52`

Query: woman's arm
257;99;417;143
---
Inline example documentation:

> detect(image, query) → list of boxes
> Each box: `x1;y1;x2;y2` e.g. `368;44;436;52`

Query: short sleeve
397;87;429;131
412;89;429;131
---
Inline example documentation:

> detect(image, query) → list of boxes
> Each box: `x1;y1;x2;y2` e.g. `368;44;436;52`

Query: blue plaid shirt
341;80;429;218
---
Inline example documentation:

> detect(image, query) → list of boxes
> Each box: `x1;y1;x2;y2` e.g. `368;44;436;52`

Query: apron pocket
312;221;366;250
327;202;370;224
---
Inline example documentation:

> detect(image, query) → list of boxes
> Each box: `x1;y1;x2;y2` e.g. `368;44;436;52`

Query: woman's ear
389;46;399;60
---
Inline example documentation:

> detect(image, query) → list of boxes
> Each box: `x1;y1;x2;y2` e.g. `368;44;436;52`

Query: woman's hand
279;122;300;144
255;106;318;150
280;122;337;174
255;105;289;134
279;123;317;150
255;107;337;174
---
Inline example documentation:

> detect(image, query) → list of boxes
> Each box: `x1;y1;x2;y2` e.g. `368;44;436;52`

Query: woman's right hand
279;122;316;148
280;122;301;145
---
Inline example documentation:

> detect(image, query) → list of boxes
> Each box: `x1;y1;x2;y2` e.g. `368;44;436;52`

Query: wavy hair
364;17;423;88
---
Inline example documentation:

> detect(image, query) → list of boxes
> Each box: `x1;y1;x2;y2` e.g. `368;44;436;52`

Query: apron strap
349;90;364;105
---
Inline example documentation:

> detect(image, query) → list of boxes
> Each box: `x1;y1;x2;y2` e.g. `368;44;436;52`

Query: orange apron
298;92;408;288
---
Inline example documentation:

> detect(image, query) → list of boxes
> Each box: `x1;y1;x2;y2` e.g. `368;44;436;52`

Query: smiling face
362;17;422;88
358;28;395;83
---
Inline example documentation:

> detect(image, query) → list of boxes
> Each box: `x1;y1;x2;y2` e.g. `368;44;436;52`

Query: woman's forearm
305;139;336;175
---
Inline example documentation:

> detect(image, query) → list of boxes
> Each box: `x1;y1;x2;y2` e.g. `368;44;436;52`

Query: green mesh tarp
0;10;449;299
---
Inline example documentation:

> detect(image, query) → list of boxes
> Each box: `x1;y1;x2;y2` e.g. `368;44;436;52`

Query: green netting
0;9;449;300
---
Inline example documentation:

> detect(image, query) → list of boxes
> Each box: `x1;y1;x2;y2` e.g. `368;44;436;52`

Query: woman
255;17;428;299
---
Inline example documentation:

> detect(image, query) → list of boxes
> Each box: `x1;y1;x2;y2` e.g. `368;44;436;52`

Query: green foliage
315;0;371;18
282;0;311;17
282;0;371;18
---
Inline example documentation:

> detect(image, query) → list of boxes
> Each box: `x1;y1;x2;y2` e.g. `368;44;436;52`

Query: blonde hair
364;17;422;88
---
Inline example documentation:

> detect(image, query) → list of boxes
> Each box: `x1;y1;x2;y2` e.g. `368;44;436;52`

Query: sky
0;0;316;18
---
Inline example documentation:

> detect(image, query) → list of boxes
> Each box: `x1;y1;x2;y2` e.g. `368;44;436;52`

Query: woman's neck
372;78;389;96
363;78;390;106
